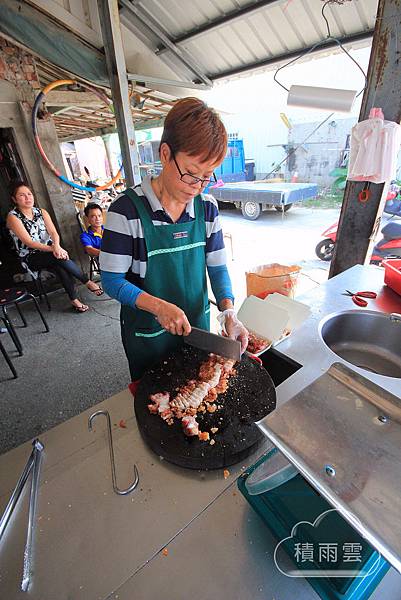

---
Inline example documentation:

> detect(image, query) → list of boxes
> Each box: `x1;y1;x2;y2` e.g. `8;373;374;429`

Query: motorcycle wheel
315;238;335;261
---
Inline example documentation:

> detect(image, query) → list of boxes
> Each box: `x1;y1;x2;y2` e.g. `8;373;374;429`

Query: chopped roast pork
148;392;173;425
148;354;237;440
246;331;270;354
181;415;199;436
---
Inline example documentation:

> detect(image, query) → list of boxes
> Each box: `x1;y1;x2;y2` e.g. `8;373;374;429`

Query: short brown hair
160;97;227;164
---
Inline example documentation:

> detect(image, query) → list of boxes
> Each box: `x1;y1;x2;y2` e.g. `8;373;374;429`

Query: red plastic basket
383;259;401;297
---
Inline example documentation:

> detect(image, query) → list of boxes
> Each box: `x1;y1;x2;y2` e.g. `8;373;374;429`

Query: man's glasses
172;154;217;187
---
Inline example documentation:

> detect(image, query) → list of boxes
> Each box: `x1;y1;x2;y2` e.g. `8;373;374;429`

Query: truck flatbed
210;181;318;220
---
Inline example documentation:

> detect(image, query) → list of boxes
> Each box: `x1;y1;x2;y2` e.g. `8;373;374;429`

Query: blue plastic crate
238;449;389;600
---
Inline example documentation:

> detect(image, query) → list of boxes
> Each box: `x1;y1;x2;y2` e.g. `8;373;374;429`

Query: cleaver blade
184;327;241;361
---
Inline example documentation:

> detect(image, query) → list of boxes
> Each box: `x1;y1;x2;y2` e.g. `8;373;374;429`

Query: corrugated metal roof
6;0;379;140
126;0;377;81
28;0;376;89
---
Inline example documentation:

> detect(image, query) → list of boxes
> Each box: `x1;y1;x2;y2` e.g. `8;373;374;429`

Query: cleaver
184;327;241;361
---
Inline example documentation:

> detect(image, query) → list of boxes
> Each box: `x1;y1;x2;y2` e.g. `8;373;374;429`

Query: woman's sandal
88;285;104;296
73;303;89;313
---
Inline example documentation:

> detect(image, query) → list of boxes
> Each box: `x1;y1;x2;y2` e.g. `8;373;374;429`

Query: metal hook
88;410;139;495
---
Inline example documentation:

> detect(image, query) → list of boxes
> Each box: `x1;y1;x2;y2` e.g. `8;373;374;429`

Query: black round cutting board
134;346;276;470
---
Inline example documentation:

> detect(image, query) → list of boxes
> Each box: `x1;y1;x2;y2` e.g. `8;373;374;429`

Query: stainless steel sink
319;310;401;378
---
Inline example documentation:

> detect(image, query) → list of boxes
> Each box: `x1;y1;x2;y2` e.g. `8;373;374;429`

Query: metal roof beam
58;117;165;142
158;0;283;49
209;30;374;80
97;0;141;186
127;72;210;90
120;0;212;87
59;126;118;142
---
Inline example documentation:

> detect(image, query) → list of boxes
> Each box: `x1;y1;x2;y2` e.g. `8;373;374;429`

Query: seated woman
80;202;103;259
7;181;103;313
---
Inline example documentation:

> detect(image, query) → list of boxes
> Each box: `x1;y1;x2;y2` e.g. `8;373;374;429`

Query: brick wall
0;37;40;91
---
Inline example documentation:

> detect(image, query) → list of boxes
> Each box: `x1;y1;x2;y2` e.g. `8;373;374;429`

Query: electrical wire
273;1;367;95
263;112;335;180
268;0;369;180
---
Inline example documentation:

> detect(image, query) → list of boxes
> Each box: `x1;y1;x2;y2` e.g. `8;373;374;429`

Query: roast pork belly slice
182;415;199;436
148;392;174;423
149;391;170;413
171;363;222;411
148;353;238;435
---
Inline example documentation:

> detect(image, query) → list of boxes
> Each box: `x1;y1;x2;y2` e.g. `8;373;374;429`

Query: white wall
222;110;288;178
286;117;357;186
74;138;109;182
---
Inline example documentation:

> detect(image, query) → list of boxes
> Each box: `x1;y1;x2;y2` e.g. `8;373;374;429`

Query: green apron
121;188;210;380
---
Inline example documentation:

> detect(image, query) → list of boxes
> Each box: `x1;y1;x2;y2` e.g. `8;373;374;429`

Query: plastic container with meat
246;331;272;356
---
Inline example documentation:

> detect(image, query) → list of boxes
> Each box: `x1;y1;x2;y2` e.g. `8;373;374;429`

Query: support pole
102;133;114;178
329;0;401;277
97;0;141;187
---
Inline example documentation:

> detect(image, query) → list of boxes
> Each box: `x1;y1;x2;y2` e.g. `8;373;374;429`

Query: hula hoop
32;79;122;192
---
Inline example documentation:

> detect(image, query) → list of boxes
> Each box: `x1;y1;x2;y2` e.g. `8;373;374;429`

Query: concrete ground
0;288;129;454
220;204;338;301
0;206;339;455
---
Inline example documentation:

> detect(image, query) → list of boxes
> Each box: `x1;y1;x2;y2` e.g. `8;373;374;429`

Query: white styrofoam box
237;295;290;343
264;293;311;331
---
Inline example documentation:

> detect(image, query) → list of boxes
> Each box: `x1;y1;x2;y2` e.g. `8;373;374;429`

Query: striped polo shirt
100;176;227;285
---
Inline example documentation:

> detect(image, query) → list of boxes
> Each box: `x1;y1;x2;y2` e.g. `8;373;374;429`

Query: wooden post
330;0;401;277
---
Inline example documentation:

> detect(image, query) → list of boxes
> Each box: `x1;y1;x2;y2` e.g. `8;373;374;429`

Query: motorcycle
315;184;401;262
315;219;401;264
371;221;401;264
315;222;337;261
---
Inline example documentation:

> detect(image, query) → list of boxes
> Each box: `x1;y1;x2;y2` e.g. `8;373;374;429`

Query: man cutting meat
100;97;248;382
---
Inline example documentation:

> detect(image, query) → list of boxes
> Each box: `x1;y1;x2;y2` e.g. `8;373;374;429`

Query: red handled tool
342;290;377;307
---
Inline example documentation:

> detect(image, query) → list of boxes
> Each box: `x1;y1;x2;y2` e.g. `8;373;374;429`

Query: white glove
217;308;249;355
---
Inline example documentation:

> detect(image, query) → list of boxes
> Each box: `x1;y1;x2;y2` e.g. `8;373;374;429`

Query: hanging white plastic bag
348;110;401;183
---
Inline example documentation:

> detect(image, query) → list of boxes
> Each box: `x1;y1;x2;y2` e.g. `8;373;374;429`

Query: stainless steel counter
1;265;401;599
0;391;270;599
258;264;401;411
